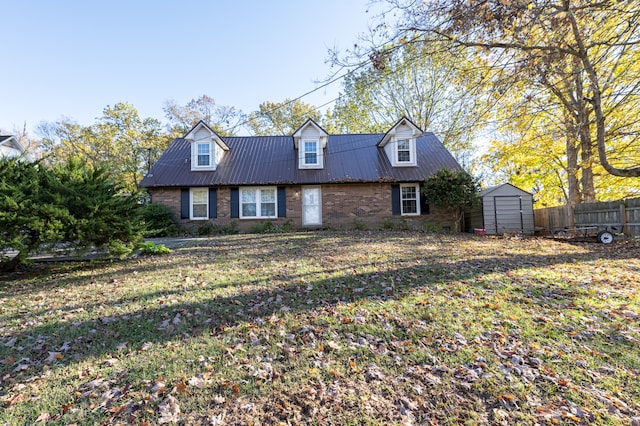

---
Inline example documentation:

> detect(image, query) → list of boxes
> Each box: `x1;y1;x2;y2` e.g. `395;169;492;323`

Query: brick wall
320;183;456;231
148;188;181;219
148;184;458;232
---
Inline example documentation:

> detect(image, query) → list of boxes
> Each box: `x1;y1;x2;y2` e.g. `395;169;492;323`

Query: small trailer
551;225;618;244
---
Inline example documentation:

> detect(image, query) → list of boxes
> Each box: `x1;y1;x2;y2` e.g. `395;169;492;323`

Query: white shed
465;183;535;235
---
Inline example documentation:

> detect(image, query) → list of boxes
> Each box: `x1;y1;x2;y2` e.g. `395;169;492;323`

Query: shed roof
139;132;460;188
480;183;532;197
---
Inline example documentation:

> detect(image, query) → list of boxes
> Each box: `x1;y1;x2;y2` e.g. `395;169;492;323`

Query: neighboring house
0;135;30;160
139;117;463;231
465;183;535;235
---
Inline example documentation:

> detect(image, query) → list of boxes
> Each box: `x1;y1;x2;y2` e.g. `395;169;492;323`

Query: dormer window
378;117;422;167
184;120;229;172
196;142;211;167
293;119;328;170
303;140;319;166
397;139;411;163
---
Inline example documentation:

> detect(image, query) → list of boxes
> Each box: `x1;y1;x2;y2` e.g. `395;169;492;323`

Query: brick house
139;117;462;232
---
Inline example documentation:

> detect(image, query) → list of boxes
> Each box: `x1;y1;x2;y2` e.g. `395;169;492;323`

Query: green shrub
353;220;367;231
141;203;180;237
106;240;135;259
196;221;216;236
196;221;238;236
0;157;143;270
381;219;396;230
217;221;238;235
138;241;172;255
423;222;442;233
251;220;293;234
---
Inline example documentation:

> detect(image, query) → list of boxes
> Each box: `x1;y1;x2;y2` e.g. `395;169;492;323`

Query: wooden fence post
620;202;628;236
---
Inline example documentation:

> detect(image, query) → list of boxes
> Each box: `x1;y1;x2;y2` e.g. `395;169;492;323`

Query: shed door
302;187;322;226
493;196;524;234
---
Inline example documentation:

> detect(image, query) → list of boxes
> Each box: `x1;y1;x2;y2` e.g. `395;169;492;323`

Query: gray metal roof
139;132;461;188
480;183;532;197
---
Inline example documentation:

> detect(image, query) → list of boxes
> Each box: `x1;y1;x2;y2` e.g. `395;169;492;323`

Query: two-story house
139;117;462;231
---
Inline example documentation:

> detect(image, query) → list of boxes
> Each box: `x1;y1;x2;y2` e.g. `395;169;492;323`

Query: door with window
302;187;321;226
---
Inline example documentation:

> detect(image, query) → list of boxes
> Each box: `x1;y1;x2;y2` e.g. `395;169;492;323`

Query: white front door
302;187;321;226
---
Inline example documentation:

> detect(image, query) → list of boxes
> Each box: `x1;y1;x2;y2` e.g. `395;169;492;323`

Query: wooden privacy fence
534;197;640;237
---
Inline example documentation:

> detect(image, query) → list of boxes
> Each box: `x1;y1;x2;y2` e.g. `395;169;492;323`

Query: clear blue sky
1;1;378;135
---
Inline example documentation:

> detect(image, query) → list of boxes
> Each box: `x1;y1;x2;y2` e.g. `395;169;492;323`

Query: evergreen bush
141;203;180;237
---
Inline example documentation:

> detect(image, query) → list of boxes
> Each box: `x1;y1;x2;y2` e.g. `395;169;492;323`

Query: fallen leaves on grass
1;232;638;425
157;395;181;424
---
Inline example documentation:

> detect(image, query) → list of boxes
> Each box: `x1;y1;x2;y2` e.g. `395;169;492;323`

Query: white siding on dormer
195;128;209;141
190;129;228;171
379;120;420;167
297;125;324;169
300;125;322;140
185;121;229;172
394;123;416;140
215;142;224;167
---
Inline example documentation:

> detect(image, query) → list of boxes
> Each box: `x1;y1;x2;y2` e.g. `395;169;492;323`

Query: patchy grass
1;231;639;425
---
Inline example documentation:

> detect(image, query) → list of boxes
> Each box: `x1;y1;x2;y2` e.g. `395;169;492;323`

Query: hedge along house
465;183;535;235
139;117;463;232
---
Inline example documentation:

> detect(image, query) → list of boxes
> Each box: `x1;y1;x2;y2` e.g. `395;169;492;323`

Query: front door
302;187;321;226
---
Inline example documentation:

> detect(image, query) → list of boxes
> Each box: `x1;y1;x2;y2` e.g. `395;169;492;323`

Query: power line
224;30;425;135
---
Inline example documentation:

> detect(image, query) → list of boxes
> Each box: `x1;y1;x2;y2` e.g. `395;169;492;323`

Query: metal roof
480;183;532;197
139;132;461;188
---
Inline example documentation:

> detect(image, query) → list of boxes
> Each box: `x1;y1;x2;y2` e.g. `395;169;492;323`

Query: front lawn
1;231;638;425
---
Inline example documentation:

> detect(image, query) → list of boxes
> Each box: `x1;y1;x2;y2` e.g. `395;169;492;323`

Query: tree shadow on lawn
2;234;639;396
3;230;632;322
0;232;337;290
0;251;418;326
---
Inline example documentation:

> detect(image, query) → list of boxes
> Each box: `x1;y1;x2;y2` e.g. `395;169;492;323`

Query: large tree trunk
565;113;582;208
569;63;596;203
580;129;596;203
578;108;596;203
565;3;640;177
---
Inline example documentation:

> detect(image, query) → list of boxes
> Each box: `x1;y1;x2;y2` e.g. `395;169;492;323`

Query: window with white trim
400;184;420;215
195;142;211;167
397;139;411;163
303;140;318;165
191;188;208;220
240;187;277;219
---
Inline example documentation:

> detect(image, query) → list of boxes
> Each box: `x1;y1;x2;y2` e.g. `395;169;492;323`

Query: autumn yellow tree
328;42;489;169
163;95;244;137
39;103;169;191
247;99;322;136
375;0;640;204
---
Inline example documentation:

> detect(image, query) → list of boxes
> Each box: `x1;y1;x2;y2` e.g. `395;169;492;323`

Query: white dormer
293;119;328;170
378;117;422;167
184;121;229;171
